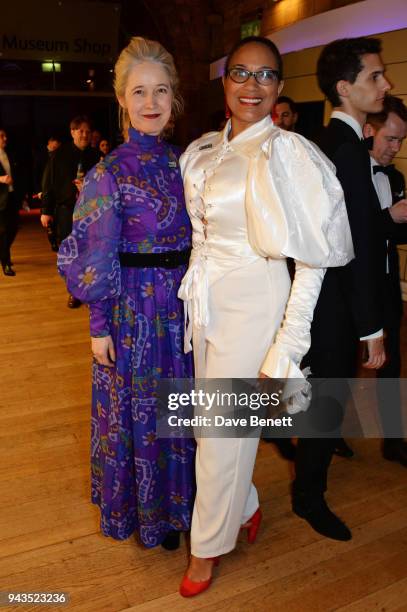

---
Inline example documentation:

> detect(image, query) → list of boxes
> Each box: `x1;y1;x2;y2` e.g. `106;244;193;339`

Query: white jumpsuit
178;115;354;557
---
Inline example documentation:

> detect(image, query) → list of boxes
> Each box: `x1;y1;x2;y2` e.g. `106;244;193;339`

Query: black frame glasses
227;67;280;85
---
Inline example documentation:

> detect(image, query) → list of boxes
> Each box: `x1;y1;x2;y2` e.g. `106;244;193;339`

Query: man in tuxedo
0;129;19;276
41;116;99;307
292;37;391;541
363;95;407;466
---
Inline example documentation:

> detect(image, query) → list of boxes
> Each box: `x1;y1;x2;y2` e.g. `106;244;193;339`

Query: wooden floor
1;215;407;612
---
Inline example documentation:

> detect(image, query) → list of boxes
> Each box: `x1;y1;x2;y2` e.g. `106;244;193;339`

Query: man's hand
40;214;53;228
91;335;116;367
0;174;12;185
362;336;386;369
389;199;407;223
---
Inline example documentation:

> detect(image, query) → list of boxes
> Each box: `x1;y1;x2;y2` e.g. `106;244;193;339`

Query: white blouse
178;116;354;404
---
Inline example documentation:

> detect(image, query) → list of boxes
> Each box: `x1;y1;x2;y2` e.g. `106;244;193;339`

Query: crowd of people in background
0;119;112;279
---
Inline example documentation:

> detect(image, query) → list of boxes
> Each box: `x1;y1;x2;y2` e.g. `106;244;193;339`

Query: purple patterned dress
58;128;195;546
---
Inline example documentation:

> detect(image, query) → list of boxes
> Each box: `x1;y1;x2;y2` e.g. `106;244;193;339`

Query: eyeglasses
227;67;280;85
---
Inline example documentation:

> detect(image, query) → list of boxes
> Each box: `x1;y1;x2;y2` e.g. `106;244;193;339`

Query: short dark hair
70;115;91;131
276;95;297;113
317;37;382;107
366;95;407;129
224;36;283;81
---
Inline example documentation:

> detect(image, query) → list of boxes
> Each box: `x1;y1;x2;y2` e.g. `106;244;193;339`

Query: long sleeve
89;300;113;337
259;263;325;414
261;263;325;378
381;207;407;244
382;170;407;244
246;130;354;268
57;163;123;335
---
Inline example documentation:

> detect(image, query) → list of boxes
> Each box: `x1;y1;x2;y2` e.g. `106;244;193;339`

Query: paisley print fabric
58;128;195;545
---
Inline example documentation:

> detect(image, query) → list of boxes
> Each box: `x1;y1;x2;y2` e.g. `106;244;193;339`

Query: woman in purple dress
58;37;195;550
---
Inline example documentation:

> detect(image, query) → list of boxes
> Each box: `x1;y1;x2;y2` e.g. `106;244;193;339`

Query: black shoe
382;440;407;467
333;438;354;458
263;437;296;461
161;530;181;550
292;495;352;541
2;264;16;276
67;295;81;309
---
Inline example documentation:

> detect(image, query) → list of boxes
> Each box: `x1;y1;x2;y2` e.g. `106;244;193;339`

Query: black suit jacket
41;142;99;215
309;118;387;357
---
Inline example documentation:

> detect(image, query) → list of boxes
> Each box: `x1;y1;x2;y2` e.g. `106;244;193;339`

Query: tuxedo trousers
190;258;290;557
293;339;358;499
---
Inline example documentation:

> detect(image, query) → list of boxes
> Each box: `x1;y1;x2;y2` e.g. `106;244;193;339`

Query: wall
262;0;361;34
215;0;363;55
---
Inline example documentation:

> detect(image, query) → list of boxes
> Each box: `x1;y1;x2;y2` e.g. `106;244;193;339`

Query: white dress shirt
370;156;392;274
370;158;393;212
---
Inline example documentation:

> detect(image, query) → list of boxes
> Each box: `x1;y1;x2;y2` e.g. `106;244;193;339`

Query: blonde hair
114;36;184;139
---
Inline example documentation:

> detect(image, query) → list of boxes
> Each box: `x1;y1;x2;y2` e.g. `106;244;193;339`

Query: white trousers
191;258;290;557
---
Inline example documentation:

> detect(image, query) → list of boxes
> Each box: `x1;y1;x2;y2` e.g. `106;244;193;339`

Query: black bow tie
373;164;394;176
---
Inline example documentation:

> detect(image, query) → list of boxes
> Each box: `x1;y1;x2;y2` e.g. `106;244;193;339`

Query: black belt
119;249;191;269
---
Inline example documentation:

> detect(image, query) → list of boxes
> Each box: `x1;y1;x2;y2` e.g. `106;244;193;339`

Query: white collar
331;110;363;140
221;115;276;156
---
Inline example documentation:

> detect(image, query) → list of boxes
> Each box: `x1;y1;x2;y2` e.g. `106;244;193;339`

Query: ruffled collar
128;127;163;147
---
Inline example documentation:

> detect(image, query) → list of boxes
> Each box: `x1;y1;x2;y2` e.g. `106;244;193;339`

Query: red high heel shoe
243;508;262;544
179;557;220;598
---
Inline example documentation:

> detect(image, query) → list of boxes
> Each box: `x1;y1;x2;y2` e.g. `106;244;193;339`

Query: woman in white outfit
178;36;354;597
